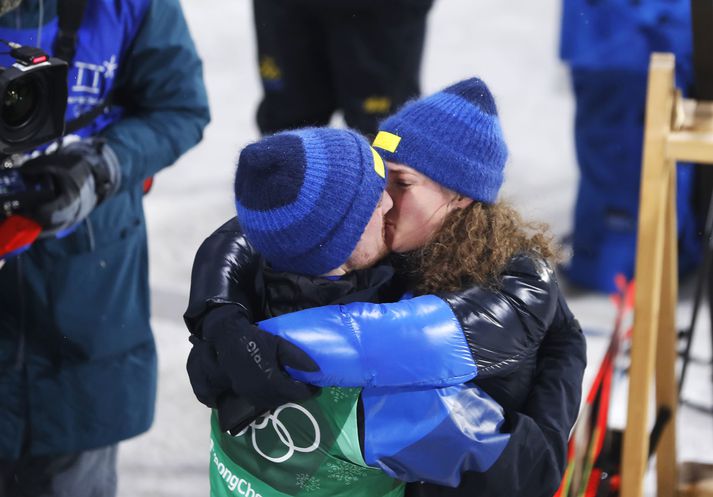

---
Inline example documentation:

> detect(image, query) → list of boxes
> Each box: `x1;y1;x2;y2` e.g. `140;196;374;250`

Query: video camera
0;40;68;260
0;42;67;156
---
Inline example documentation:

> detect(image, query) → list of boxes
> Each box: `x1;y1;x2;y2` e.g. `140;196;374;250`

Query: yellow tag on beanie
370;147;386;178
372;131;401;153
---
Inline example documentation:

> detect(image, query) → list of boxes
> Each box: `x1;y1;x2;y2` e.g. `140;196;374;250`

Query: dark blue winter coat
0;0;210;458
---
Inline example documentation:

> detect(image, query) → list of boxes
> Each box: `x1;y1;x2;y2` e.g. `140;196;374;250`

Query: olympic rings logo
234;403;321;463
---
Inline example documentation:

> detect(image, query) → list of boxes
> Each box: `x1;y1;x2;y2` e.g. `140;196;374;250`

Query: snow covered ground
116;1;713;495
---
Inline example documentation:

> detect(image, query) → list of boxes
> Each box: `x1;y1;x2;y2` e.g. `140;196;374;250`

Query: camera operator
0;0;209;496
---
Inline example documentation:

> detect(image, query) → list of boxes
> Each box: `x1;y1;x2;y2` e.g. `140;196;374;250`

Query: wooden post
619;51;713;497
655;162;679;497
535;45;713;497
621;53;677;497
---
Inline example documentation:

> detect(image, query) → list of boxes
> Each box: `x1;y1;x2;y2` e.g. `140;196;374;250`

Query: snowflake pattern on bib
296;473;321;492
326;460;370;485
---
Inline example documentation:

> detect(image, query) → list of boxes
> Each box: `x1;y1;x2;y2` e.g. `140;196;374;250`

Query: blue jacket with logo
0;0;209;458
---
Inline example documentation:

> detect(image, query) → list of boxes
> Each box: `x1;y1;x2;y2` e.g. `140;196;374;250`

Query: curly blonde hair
407;201;559;294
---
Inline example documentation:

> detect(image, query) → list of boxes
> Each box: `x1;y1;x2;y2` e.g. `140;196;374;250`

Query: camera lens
0;56;68;154
1;76;39;128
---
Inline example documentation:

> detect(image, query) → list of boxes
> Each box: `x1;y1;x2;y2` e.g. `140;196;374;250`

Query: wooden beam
654;169;679;497
667;97;713;164
667;131;713;164
621;53;677;497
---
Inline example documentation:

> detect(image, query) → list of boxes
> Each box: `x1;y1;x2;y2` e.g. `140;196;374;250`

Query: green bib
209;387;404;497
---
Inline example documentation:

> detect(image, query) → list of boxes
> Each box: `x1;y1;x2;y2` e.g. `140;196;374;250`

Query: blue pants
566;68;700;292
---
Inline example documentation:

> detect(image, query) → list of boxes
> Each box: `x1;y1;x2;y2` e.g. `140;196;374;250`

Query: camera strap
63;95;114;136
52;0;114;136
52;0;88;64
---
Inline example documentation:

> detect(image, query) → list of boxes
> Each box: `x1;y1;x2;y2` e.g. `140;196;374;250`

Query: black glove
186;334;231;408
186;334;272;434
20;138;121;236
201;305;320;408
216;395;267;435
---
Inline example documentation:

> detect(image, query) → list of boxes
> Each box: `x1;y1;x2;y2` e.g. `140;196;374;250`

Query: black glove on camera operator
187;304;319;434
20;137;121;236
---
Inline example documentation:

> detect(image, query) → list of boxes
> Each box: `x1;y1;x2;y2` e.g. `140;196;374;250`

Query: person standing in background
253;0;434;136
559;0;700;292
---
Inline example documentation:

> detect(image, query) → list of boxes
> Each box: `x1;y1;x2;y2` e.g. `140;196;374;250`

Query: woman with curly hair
291;79;583;497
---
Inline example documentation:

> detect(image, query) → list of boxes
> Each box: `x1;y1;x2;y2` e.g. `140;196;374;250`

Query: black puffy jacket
408;278;586;497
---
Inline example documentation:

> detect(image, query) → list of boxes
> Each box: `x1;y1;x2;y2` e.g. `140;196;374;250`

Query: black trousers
253;0;434;136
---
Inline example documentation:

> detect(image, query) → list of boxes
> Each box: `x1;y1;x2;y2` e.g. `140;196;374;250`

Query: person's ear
452;194;472;209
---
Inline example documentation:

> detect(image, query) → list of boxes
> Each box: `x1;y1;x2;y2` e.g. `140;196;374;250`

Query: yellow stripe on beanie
370;147;385;178
372;131;401;153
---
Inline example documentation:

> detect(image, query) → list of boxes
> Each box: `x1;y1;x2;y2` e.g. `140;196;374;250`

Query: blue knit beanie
373;77;508;204
234;128;386;276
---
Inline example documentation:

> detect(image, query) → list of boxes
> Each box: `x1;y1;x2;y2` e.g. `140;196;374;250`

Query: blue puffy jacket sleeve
101;0;210;191
361;384;510;487
258;295;477;388
257;255;555;388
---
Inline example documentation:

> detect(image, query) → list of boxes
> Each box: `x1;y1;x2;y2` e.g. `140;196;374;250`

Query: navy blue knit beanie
234;128;386;275
373;77;508;204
